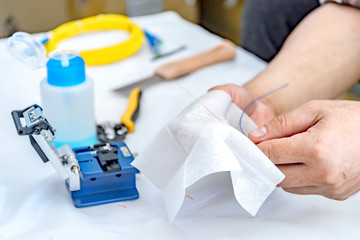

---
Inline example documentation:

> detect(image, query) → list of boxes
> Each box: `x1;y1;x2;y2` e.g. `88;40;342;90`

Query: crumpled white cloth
132;90;284;220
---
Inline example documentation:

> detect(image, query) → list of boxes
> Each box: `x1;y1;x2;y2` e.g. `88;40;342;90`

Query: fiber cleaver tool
113;40;236;95
12;104;139;207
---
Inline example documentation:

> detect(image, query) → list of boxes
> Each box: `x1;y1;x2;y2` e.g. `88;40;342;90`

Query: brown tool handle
155;40;236;80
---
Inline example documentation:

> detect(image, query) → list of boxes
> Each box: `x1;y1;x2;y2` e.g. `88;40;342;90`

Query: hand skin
249;100;360;200
245;3;360;116
211;4;360;200
212;3;360;127
209;84;275;127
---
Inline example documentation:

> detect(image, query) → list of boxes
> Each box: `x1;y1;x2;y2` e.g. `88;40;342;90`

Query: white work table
0;12;358;240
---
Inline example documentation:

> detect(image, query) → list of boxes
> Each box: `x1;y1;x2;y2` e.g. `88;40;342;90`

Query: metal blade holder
11;104;80;191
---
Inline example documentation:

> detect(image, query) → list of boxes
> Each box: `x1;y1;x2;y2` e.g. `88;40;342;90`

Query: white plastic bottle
7;32;97;148
40;52;97;148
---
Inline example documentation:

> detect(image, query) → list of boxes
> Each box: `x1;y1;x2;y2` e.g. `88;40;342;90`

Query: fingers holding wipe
249;101;326;189
257;133;311;165
282;186;321;195
249;103;321;143
276;164;320;188
256;131;322;188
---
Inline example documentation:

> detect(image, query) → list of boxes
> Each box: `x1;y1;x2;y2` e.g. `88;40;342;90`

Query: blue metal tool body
70;142;140;208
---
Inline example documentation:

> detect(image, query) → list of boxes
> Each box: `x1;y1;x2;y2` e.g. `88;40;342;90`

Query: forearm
244;3;360;115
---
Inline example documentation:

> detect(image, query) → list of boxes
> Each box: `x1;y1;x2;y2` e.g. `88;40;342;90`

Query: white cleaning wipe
132;90;284;220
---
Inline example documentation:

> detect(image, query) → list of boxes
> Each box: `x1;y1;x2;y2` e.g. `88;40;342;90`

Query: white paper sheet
132;90;284;220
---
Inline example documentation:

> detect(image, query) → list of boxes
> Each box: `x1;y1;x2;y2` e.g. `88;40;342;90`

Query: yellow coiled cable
45;14;144;65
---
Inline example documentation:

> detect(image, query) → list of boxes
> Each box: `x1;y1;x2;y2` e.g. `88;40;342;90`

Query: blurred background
0;0;245;45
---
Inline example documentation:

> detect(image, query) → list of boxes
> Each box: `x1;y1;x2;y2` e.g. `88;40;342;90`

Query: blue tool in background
11;104;139;207
144;29;186;60
144;30;163;57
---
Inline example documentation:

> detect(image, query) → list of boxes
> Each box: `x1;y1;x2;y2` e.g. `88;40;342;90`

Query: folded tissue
132;90;284;220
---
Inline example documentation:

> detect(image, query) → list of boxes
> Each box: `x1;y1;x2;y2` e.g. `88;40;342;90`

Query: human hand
210;84;276;127
249;100;360;200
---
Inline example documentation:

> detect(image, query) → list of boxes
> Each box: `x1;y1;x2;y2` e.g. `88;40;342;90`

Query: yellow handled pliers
97;88;142;142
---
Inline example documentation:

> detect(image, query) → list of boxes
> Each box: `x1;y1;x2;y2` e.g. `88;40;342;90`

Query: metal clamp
11;104;80;191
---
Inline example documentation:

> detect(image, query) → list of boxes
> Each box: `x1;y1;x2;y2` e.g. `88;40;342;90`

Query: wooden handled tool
113;40;236;94
155;39;236;80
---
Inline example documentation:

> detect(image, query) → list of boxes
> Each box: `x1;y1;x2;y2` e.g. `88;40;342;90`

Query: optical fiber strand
239;83;289;136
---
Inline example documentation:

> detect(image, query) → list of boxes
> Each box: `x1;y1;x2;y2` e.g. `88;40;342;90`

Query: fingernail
249;126;267;138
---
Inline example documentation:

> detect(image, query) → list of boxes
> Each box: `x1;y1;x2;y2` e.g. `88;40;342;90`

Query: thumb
249;102;321;143
209;84;255;111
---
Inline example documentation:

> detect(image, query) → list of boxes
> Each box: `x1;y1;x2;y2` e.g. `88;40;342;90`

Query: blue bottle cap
47;51;86;87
